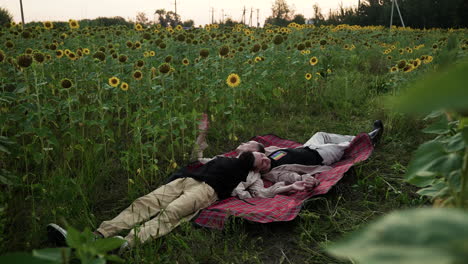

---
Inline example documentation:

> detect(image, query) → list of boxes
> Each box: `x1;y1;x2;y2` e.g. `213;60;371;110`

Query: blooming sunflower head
33;52;45;63
158;63;171;74
118;54;128;63
135;23;143;31
43;21;53;30
60;78;73;89
133;70;143;80
135;60;145;68
390;66;398;73
109;76;120;87
305;73;312;80
120;82;129;91
182;58;189;66
68;19;80;29
309;57;318;66
17;54;33;68
226;73;241;87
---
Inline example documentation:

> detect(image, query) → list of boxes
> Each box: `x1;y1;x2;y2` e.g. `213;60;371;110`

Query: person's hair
256;142;265;153
238;151;255;170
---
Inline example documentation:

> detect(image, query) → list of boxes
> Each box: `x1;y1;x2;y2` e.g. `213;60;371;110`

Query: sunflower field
1;20;468;263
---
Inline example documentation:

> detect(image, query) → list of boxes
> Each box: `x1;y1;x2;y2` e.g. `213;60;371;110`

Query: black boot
47;223;68;247
368;120;384;146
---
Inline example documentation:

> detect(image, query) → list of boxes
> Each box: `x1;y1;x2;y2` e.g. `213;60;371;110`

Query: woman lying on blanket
193;114;384;199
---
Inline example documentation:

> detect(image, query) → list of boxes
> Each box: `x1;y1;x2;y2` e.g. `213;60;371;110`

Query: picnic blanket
193;133;374;229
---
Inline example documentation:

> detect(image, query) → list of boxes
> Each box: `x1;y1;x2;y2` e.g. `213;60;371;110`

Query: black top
268;147;323;169
170;157;251;200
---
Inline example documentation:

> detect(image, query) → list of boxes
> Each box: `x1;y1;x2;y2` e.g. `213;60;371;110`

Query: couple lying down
47;118;383;252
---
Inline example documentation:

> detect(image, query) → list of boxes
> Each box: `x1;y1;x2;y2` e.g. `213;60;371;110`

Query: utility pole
19;0;25;26
390;0;405;28
241;6;246;25
221;9;224;23
249;7;253;27
174;0;178;25
256;9;260;27
211;7;215;24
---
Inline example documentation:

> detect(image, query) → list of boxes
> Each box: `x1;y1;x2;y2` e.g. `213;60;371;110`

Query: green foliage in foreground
327;52;468;264
327;208;468;264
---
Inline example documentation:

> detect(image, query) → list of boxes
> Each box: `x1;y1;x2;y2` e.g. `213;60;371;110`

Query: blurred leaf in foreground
326;208;468;264
393;59;468;114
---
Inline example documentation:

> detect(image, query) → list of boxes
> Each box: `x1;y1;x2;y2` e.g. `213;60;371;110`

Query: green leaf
422;115;450;135
326;208;468;264
32;247;70;262
393;59;468;113
92;237;125;254
105;254;125;263
0;252;55;264
406;141;463;184
89;258;106;264
416;179;449;197
462;127;468;145
65;226;81;248
445;132;466;152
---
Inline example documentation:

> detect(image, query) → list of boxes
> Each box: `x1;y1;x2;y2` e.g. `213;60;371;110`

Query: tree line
314;0;468;29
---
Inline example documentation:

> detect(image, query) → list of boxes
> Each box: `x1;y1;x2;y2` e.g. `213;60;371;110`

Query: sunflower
120;82;129;91
390;66;398;73
67;52;77;61
135;60;145;68
56;50;64;58
403;64;414;73
33;52;45;63
60;78;73;88
182;58;189;66
226;73;241;87
43;21;53;30
133;70;143;80
118;55;128;63
93;51;106;61
424;55;433;64
109;76;120;87
219;45;229;57
159;63;171;74
17;54;33;68
149;51;155;56
397;60;406;69
68;19;80;29
254;56;262;63
0;50;5;63
305;73;312;80
135;23;143;31
199;48;209;58
83;48;90;55
175;25;183;31
309;57;318;66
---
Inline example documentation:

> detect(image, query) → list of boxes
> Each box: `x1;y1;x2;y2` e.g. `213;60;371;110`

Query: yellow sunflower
226;73;241;87
182;58;189;66
83;48;90;55
309;56;318;66
109;76;120;87
69;19;80;29
120;82;129;91
43;21;53;30
305;73;312;80
135;23;143;31
133;70;143;80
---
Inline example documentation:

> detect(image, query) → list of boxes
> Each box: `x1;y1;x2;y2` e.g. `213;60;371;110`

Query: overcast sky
3;0;359;26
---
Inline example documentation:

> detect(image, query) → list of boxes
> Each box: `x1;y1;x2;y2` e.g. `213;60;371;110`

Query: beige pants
97;177;217;246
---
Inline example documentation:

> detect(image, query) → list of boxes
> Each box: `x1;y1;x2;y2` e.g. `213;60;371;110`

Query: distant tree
154;9;181;27
182;19;194;28
136;12;150;26
222;18;242;27
264;0;294;26
312;4;325;24
292;14;306;24
0;7;13;26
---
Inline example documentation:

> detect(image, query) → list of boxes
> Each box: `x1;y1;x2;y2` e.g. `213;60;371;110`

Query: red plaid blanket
194;133;374;229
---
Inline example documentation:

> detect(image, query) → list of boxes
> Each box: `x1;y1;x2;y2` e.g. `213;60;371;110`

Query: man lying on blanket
193;114;384;199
